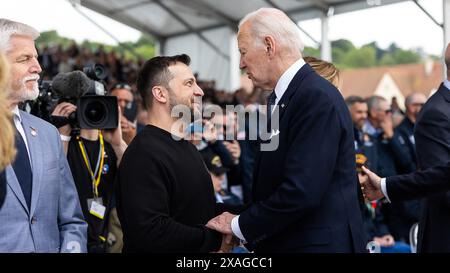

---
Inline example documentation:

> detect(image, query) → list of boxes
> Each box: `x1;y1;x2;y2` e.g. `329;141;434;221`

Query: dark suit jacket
413;83;450;253
238;64;366;253
395;117;418;170
387;161;450;200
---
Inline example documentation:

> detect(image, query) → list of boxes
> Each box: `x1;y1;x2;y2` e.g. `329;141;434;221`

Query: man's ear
264;36;276;56
152;86;168;104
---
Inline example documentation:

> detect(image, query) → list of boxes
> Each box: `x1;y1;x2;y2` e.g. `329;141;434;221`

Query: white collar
274;58;305;101
12;105;22;123
444;79;450;91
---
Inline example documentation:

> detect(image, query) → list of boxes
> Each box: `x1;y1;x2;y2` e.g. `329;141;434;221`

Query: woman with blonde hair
304;56;342;90
0;53;16;171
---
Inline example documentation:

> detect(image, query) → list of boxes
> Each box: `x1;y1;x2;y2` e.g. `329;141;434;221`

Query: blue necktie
12;126;33;209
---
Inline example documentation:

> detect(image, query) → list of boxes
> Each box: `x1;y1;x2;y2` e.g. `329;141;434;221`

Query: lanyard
77;132;105;198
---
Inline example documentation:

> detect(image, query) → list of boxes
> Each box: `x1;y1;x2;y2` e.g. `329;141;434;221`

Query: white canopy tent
79;0;450;91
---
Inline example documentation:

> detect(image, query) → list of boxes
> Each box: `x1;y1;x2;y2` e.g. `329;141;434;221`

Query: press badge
88;198;105;219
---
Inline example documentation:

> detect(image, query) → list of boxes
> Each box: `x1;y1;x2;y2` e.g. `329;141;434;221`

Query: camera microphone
52;71;91;99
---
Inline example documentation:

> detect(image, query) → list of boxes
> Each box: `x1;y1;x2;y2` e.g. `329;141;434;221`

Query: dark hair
345;95;366;108
137;54;191;110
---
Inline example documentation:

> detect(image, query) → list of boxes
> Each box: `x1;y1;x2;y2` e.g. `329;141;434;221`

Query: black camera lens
78;96;118;130
83;64;107;81
84;100;107;125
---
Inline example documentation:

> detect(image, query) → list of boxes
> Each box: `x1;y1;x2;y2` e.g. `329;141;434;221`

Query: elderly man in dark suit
363;43;450;253
207;8;365;253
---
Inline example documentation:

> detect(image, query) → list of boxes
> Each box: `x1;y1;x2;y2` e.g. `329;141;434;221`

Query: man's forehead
169;62;194;79
410;94;426;103
7;35;37;56
237;24;252;43
112;88;133;98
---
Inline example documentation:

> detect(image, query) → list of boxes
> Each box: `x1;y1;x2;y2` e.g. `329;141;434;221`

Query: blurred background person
109;82;137;144
365;95;416;246
200;148;241;206
395;93;428;171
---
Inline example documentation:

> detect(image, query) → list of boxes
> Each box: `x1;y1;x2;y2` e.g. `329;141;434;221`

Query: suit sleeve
118;153;221;252
55;128;88;253
414;106;450;208
386;161;450;201
239;91;341;244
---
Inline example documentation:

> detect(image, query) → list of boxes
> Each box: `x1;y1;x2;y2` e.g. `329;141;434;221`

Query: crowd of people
0;7;449;254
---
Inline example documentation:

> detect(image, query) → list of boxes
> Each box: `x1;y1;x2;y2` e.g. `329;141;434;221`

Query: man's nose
239;58;246;70
31;57;42;74
195;85;204;97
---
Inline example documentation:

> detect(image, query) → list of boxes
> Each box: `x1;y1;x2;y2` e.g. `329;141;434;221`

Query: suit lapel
5;165;29;214
20;113;43;217
252;64;315;192
276;64;315;123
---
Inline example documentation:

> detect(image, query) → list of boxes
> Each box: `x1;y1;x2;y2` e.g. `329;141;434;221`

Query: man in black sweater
116;54;235;252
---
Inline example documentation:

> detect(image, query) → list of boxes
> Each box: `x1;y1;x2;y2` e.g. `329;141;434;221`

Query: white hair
239;8;304;54
0;19;40;53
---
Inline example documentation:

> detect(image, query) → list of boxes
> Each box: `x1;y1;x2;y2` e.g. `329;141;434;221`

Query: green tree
379;53;396;66
303;46;320;58
391;48;421;64
36;30;74;49
332;39;355;53
342;46;377;68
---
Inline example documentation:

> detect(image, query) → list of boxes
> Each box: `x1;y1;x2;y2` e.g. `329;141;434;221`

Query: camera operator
52;100;127;253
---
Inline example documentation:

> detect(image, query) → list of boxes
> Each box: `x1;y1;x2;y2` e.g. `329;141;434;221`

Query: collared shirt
380;178;391;203
273;58;306;108
364;120;383;138
12;106;32;163
444;79;450;91
231;57;306;242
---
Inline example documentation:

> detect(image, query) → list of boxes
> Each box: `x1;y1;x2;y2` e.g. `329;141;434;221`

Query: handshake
360;166;385;201
206;212;241;253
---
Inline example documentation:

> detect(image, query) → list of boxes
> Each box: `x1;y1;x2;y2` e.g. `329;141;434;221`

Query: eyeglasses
112;83;132;91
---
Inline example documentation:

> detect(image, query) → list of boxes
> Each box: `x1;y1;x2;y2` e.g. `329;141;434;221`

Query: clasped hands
206;212;240;253
360;166;385;201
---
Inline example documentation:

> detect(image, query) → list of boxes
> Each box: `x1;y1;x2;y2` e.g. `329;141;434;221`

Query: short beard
10;75;40;102
167;86;199;122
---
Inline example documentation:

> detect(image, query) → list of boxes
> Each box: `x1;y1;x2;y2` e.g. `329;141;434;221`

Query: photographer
52;101;126;252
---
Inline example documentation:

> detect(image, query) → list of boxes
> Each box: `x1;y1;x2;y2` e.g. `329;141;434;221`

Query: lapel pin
30;127;38;137
281;103;285;108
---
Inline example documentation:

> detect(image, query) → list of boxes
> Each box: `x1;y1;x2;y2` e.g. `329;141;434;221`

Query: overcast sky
0;0;446;55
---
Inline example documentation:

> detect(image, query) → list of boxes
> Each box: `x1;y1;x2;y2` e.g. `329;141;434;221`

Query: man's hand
380;113;394;139
361;166;384;201
215;234;239;253
120;115;136;144
202;119;217;144
52;102;76;136
102;107;127;165
374;235;395;247
223;140;241;163
206;212;236;237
